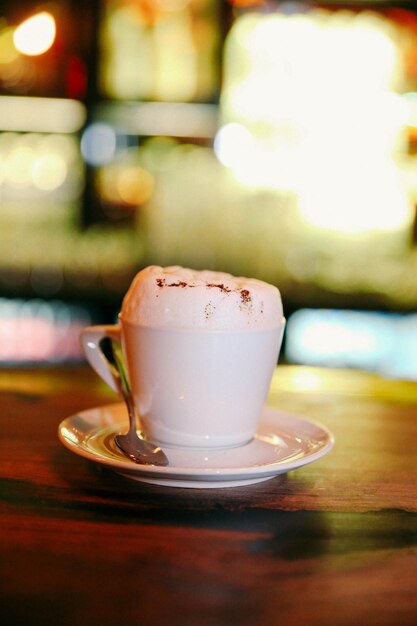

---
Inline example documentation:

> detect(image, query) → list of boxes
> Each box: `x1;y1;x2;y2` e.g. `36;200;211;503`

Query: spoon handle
111;341;128;392
111;340;137;432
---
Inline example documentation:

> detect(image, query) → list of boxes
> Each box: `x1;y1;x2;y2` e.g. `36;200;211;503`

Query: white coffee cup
81;318;285;449
82;265;285;449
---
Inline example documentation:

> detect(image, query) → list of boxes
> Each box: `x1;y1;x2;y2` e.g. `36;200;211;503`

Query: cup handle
80;325;122;394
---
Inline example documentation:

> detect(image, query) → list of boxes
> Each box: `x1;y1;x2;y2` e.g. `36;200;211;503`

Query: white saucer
58;403;334;489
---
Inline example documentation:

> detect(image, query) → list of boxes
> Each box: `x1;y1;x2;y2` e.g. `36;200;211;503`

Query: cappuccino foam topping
121;266;283;330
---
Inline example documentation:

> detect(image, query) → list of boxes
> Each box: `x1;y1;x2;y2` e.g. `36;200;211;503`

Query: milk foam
120;266;283;330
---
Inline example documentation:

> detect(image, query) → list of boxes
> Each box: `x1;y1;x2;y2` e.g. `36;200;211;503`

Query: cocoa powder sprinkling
240;289;251;303
207;283;231;293
156;278;188;288
204;302;216;319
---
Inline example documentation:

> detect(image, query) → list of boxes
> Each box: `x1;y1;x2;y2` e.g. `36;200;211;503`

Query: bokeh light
97;161;154;207
0;26;19;64
285;309;417;380
81;123;117;166
214;122;255;169
0;298;91;363
13;12;56;57
220;9;415;234
32;153;67;191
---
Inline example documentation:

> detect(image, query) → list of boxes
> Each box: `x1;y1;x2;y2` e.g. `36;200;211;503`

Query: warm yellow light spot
13;12;56;57
97;166;118;204
0;27;19;64
32;154;67;191
5;146;35;187
97;164;154;207
289;368;323;392
221;10;414;234
117;166;154;206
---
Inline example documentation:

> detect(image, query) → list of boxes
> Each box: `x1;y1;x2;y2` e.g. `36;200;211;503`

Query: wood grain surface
1;365;417;626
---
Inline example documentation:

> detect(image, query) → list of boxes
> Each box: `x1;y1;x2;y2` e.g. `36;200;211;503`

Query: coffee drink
120;265;283;330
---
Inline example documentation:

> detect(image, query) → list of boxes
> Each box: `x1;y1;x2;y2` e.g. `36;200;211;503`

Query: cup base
148;434;255;452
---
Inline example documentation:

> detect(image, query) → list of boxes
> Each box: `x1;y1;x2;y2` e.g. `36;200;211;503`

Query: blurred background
0;0;416;377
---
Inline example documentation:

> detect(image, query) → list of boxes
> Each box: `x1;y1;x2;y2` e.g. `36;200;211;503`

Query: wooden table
1;365;417;626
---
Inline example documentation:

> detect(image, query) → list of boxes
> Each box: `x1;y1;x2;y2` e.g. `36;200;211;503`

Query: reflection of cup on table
81;266;285;449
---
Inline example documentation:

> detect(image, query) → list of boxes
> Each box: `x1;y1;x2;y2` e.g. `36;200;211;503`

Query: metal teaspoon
111;340;169;467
